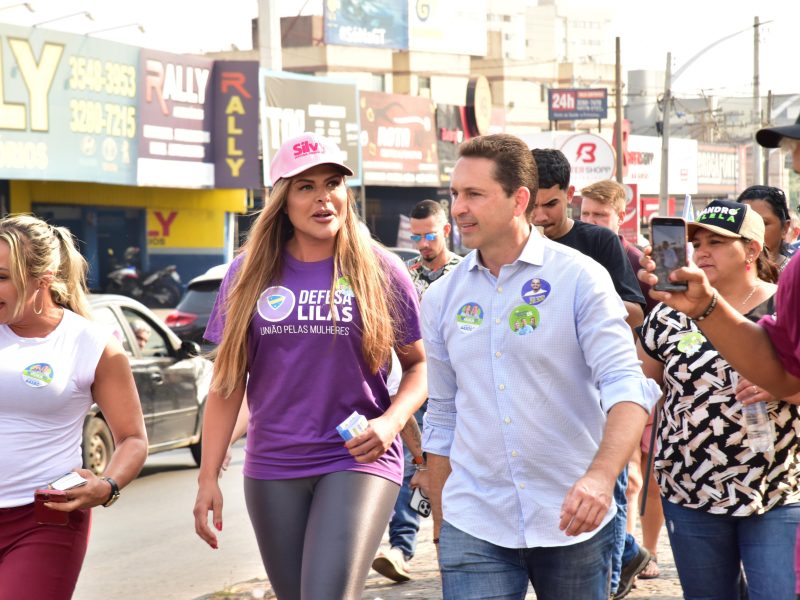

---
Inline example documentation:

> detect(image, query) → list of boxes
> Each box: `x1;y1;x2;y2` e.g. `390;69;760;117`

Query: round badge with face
22;363;54;388
677;331;706;356
257;286;296;322
508;305;540;336
456;303;484;333
520;277;551;305
336;276;355;298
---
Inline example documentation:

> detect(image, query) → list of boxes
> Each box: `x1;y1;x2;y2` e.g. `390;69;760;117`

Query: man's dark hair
458;134;538;203
410;199;447;222
532;148;571;190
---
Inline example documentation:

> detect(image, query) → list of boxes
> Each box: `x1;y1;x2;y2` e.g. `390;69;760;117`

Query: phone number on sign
68;56;136;98
69;100;136;139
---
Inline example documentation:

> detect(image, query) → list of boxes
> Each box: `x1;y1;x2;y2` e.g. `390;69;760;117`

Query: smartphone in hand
408;487;431;518
650;217;688;291
34;489;69;525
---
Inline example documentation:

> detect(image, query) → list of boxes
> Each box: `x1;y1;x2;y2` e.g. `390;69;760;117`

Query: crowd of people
2;118;799;600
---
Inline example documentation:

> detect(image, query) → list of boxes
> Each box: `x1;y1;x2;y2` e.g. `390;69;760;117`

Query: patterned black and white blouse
639;298;800;516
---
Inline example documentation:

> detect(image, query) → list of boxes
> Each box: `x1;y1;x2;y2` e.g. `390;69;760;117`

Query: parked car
86;294;212;475
165;263;229;353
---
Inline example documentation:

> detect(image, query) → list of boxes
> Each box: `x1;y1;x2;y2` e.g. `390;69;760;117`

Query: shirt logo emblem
257;286;296;322
22;363;54;388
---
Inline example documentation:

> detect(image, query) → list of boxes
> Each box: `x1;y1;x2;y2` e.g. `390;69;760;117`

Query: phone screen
650;218;688;291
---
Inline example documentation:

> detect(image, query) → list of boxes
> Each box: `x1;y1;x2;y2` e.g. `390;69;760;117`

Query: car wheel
83;416;115;476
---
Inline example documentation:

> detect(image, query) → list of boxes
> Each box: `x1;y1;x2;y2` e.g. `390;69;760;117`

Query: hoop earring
33;288;44;315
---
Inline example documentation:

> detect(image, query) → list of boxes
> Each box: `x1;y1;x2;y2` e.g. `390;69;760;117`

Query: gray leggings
244;471;399;600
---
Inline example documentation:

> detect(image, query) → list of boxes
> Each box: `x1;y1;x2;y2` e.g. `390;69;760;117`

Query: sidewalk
196;517;683;599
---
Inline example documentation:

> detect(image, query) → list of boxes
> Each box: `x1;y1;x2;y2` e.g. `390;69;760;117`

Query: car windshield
177;283;220;315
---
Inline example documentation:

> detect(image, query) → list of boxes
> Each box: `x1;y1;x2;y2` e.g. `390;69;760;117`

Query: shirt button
495;351;502;358
497;286;503;293
511;450;519;457
498;384;506;391
495;318;501;324
519;483;526;489
504;417;511;424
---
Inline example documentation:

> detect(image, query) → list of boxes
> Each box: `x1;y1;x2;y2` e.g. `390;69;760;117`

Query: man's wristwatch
100;476;120;507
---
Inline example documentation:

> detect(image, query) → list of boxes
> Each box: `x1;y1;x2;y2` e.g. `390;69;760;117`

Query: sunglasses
410;233;438;242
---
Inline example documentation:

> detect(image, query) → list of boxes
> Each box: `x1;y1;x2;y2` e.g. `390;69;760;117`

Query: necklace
740;285;758;307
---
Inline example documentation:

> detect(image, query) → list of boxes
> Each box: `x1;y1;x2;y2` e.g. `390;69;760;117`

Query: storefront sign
137;50;214;188
625;135;698;195
147;207;225;249
212;61;260;188
0;24;138;184
324;0;408;50
548;89;608;121
697;143;738;194
435;104;467;185
559;133;615;190
261;71;361;186
359;90;438;186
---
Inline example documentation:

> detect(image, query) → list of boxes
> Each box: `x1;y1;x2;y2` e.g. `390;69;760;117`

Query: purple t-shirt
204;248;421;485
759;255;800;378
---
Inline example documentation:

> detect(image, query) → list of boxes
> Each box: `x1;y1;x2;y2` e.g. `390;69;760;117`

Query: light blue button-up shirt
421;229;661;549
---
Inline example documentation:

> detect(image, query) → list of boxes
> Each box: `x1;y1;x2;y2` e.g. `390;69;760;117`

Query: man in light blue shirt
420;134;660;600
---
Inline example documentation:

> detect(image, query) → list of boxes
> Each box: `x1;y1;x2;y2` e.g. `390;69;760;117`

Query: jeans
438;519;615;600
611;467;634;592
662;499;800;600
387;404;426;560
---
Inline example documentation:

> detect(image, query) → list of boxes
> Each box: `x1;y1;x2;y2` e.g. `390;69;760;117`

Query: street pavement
196;510;684;600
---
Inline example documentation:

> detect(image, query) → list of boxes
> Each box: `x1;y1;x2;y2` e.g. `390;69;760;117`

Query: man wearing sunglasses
406;200;462;300
372;199;461;583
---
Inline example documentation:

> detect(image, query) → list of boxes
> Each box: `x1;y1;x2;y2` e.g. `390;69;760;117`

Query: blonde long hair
212;178;400;398
0;214;92;320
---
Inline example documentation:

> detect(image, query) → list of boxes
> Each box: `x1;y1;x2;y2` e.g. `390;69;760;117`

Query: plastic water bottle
731;371;774;454
742;401;775;454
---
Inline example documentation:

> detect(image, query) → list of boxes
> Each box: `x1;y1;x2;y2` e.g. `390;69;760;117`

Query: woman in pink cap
193;132;426;599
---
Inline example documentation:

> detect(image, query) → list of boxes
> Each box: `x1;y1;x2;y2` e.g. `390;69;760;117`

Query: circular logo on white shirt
22;362;54;388
257;286;296;322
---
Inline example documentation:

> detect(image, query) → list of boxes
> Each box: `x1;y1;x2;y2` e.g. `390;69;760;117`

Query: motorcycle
105;247;183;308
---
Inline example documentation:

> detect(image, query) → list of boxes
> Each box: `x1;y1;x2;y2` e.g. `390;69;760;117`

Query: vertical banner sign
0;23;138;184
138;50;214;188
260;71;361;187
359;90;438;186
212;61;260;188
324;0;409;49
435;104;467;186
619;183;640;244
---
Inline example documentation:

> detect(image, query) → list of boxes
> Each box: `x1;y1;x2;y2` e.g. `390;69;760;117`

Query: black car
86;295;212;475
165;263;228;353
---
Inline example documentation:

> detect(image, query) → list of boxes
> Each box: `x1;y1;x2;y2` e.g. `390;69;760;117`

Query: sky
0;0;797;98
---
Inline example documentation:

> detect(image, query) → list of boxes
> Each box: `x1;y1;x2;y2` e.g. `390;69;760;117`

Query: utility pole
258;0;283;71
614;37;623;184
752;16;761;185
659;52;671;215
763;90;772;184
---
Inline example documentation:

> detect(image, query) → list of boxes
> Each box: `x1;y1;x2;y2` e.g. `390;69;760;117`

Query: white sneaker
371;546;411;582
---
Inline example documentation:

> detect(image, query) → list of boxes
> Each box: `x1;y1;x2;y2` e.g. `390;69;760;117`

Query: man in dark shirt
531;149;649;600
530;149;644;331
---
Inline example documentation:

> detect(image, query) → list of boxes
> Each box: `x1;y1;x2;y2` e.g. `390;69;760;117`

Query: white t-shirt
0;309;109;507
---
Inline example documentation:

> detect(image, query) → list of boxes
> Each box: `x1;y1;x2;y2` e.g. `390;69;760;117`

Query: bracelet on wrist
413;464;428;471
694;291;718;321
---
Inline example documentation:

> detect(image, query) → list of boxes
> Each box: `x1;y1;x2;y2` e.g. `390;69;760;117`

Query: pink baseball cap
269;132;354;184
